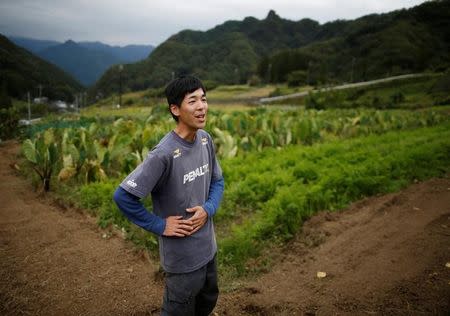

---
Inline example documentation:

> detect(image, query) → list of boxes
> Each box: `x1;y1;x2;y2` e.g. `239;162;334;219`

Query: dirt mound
217;177;450;315
1;140;449;315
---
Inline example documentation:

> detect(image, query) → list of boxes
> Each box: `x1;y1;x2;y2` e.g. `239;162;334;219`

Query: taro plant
22;129;60;191
212;127;238;158
58;127;109;183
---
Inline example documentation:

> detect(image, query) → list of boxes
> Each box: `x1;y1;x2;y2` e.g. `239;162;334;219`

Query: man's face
171;88;208;131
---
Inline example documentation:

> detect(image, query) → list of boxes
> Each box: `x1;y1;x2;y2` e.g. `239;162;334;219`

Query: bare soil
1;141;449;315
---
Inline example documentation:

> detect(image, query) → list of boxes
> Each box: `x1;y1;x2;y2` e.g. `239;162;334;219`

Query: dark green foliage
0;82;12;109
202;80;219;91
247;75;262;86
259;1;450;85
0;81;18;139
390;91;405;105
429;72;450;105
145;87;166;99
0;107;20;140
305;90;346;110
0;34;83;102
261;50;316;83
430;73;450;94
287;70;307;87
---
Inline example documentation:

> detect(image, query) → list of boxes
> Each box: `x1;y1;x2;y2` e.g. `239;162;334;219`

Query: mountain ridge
7;36;154;86
91;1;450;98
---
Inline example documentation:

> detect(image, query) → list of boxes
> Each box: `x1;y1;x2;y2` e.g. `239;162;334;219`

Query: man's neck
174;125;197;142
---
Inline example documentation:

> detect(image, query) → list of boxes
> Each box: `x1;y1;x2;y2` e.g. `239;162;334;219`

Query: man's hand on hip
185;206;208;234
163;216;193;237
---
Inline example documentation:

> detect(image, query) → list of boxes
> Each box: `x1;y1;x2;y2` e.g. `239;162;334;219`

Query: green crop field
19;76;450;282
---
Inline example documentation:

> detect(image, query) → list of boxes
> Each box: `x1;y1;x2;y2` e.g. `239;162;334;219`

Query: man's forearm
113;186;166;235
202;178;224;217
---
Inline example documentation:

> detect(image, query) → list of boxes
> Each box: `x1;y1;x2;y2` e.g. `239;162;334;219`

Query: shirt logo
183;164;209;184
201;137;208;145
127;179;137;188
173;148;181;158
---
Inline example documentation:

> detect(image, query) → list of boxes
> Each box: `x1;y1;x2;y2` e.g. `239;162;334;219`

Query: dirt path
0;141;163;315
1;141;449;315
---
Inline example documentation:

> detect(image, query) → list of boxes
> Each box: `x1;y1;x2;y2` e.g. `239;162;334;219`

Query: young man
113;75;224;315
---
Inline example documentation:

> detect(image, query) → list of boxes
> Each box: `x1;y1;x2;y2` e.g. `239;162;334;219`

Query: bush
0;84;12;109
389;91;405;105
145;87;165;98
247;75;262;86
305;90;347;109
201;80;218;91
0;107;20;140
268;87;283;97
429;73;450;94
287;70;307;87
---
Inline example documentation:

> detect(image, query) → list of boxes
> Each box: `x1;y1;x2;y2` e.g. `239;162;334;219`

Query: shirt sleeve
113;186;166;236
119;149;167;198
202;177;224;218
203;132;224;217
209;135;223;182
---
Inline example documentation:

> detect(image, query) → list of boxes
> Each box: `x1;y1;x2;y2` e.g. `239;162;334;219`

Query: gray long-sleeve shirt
119;129;223;273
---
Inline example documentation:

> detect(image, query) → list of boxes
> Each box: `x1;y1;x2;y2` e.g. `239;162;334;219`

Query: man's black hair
165;75;206;122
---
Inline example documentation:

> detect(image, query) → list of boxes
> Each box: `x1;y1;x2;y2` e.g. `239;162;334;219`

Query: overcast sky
0;0;428;46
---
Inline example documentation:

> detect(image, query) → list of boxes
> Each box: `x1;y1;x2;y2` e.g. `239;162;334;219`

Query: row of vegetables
22;106;448;191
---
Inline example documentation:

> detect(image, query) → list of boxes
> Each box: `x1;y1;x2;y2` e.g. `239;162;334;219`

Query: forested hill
259;0;450;85
0;34;83;102
91;0;450;97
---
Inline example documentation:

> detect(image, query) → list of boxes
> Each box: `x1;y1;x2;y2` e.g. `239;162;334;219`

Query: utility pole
27;91;31;121
119;65;123;107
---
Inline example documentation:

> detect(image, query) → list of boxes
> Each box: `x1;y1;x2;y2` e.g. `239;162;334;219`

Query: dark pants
161;255;218;316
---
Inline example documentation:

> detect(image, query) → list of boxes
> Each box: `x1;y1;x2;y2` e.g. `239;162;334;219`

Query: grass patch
217;122;450;276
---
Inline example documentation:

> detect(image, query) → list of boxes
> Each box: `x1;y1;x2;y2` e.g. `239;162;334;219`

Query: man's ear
170;104;180;118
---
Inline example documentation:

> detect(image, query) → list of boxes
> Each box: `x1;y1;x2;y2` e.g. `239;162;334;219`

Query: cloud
0;0;427;46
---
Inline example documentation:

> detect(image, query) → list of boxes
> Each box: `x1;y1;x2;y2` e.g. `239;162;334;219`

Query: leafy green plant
22;129;60;191
212;127;238;158
57;127;108;183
